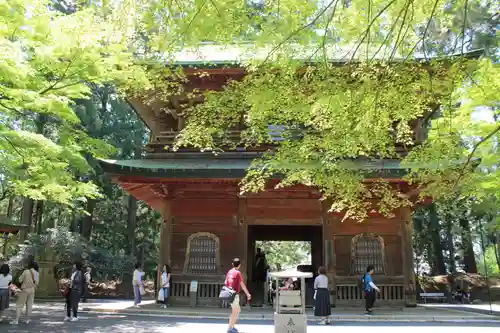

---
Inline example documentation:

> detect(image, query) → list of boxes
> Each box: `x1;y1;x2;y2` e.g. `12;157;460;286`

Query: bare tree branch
348;0;398;61
404;0;440;61
461;0;469;55
261;0;338;66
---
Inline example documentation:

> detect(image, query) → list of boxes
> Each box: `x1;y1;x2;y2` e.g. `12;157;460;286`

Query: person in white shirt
82;267;91;302
0;264;13;322
160;265;171;308
314;266;331;324
132;263;144;308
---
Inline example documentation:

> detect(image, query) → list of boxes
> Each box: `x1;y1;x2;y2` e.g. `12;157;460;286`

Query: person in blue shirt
362;265;380;314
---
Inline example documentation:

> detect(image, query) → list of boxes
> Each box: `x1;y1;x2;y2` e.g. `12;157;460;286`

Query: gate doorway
247;225;323;307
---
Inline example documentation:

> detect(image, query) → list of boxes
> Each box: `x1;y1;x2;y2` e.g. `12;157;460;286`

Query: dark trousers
365;290;376;311
66;290;80;318
82;283;88;302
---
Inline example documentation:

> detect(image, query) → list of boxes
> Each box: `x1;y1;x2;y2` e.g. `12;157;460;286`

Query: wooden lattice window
183;232;220;275
350;233;385;275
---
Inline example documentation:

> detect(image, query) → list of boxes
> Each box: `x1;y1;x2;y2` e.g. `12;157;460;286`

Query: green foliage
257;241;311;269
478;245;500;276
0;0;148;205
116;0;499;221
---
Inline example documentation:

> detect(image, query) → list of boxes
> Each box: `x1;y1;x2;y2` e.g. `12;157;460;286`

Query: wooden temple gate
94;49;446;308
102;176;415;307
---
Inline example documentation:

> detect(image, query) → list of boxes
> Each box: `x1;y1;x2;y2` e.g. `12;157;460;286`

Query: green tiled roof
161;44;483;67
99;158;408;179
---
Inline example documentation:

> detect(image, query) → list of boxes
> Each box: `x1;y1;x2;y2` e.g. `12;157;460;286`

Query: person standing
132;263;144;308
252;248;268;306
225;258;251;333
0;264;12;322
362;265;380;315
82;267;92;303
11;261;37;325
65;262;84;322
313;266;331;324
160;265;171;308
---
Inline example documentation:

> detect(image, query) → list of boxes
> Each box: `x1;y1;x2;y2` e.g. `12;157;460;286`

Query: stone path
0;312;499;333
24;299;500;322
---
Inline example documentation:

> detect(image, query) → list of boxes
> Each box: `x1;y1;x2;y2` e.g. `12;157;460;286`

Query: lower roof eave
99;158;409;180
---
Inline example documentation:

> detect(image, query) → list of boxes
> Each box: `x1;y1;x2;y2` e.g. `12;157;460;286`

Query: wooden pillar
322;201;336;307
237;196;248;305
157;200;172;289
236;197;248;278
400;207;417;307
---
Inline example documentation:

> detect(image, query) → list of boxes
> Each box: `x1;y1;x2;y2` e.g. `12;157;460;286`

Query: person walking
362;265;380;315
11;261;37;325
64;262;84;322
0;264;12;322
160;265;171;308
225;258;251;333
313;266;331;324
82;267;92;303
132;263;144;308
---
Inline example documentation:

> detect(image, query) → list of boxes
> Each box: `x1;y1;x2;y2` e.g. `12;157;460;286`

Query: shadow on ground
0;313;499;333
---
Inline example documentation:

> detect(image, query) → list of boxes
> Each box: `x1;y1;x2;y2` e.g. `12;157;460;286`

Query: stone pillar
401;207;417;307
36;232;59;297
36;260;59;297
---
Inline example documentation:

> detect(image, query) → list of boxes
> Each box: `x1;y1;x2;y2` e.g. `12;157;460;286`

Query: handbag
219;286;236;302
158;288;164;301
139;285;146;296
62;285;70;297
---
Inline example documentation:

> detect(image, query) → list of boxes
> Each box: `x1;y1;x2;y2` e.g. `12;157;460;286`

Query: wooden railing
169;281;225;307
169;281;405;306
170;281;190;298
196;282;224;299
336;284;404;301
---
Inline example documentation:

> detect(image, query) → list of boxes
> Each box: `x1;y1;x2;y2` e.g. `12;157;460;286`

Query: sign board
190;280;198;293
274;314;307;333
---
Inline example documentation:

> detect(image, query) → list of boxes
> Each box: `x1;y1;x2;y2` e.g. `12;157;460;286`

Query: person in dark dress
313;266;331;324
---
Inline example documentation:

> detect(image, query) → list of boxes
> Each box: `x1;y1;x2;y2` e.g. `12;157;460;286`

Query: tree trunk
459;218;478;273
19;198;35;241
126;195;138;256
6;197;14;217
69;215;78;233
445;217;456;273
495;232;500;271
35;201;44;234
79;199;96;240
428;203;446;275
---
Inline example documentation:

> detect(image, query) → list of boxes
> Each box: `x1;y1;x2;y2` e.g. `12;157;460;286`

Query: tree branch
348;0;398;61
404;0;440;61
452;123;500;189
38;53;78;95
0;100;30;117
461;0;469;55
261;0;338;66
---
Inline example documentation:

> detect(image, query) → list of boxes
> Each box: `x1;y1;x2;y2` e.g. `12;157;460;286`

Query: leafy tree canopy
1;0;498;221
0;0;149;205
121;0;498;221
